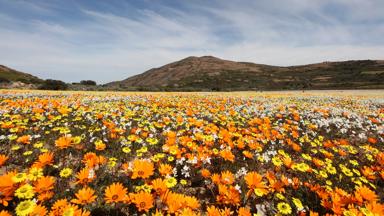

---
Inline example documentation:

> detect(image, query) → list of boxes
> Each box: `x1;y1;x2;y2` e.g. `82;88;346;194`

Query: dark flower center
19;202;31;210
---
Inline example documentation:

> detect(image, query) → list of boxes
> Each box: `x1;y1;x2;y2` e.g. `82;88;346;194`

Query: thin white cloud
0;0;383;83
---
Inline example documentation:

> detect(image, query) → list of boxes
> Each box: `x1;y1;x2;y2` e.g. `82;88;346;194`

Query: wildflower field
0;90;383;216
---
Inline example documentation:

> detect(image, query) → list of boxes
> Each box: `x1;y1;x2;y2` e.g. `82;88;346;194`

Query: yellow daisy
28;167;43;181
165;177;177;188
277;202;292;215
15;200;36;216
60;168;73;178
12;172;27;183
15;184;35;199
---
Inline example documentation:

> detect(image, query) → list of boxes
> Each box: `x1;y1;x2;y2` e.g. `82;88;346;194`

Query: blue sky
0;0;383;83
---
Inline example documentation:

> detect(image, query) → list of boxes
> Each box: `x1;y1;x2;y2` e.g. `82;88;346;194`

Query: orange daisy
355;186;378;202
16;135;31;144
159;163;173;176
164;192;185;213
34;176;55;193
75;168;96;185
220;149;235;162
104;182;128;204
238;207;252;216
0;210;11;216
131;159;154;179
201;169;211;178
55;136;73;149
37;191;54;202
33;152;54;168
207;205;221;216
130;191;154;212
0;155;8;167
50;199;69;215
30;204;47;216
71;187;97;205
151;178;168;195
220;171;235;185
244;171;268;197
62;203;91;216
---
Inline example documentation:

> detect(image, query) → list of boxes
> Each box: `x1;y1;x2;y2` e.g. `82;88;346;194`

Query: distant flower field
0;90;383;216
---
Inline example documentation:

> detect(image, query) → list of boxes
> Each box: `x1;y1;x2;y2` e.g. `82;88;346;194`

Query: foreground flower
75;168;95;185
122;146;131;153
159;163;173;176
12;173;27;183
0;210;11;216
15;184;35;199
95;140;106;151
33;152;54;168
355;186;378;202
0;155;8;167
293;163;310;172
17;135;31;144
206;205;221;216
30;204;47;216
151;178;167;195
62;203;91;216
131;159;154;179
55;136;73;149
130;191;154;212
244;171;268;197
292;197;304;210
164;192;200;213
34;176;55;193
221;171;235;185
277;202;292;215
28;167;43;181
104;182;128;203
220;149;235;162
238;207;252;216
165;177;177;188
71;187;97;205
60;168;73;178
15;200;36;216
50;199;69;215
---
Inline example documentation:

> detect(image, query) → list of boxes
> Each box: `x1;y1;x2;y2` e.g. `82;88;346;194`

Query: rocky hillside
106;56;384;91
0;65;43;88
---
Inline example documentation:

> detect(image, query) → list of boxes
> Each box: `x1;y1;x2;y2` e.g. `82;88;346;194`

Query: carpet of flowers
0;91;383;216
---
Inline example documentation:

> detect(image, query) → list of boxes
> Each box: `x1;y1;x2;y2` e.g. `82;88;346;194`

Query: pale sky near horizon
0;0;383;84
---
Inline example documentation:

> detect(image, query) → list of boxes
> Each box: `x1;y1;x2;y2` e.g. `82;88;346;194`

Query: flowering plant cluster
0;91;383;216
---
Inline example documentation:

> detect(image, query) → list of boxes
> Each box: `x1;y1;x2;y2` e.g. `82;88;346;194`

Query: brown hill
0;65;43;85
106;56;384;91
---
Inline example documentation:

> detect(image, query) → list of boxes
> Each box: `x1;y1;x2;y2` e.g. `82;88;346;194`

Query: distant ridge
1;57;384;91
0;65;43;84
106;56;384;91
0;65;44;89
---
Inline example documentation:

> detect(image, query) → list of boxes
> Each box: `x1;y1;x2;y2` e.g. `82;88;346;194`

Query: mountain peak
181;55;223;62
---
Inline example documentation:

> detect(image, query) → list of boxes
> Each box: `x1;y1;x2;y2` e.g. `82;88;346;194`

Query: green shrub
39;79;68;90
